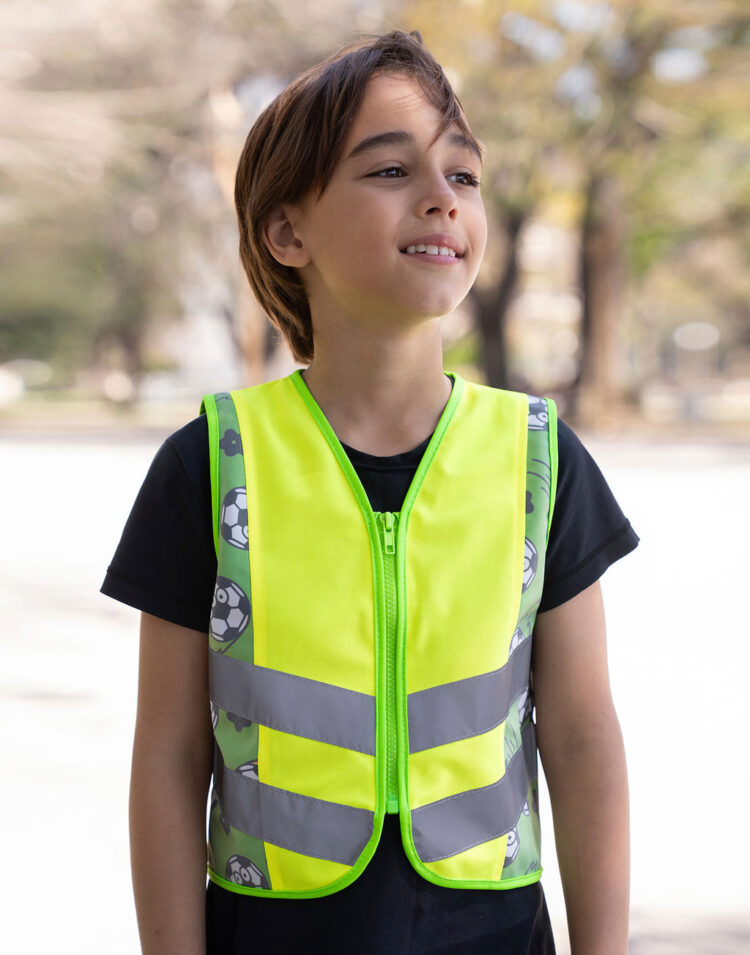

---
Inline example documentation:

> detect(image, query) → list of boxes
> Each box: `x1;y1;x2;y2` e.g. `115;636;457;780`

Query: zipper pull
382;511;396;555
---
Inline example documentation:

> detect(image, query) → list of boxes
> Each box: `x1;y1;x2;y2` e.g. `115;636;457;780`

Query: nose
416;168;459;220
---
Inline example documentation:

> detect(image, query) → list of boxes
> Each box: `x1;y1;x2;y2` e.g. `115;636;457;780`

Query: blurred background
1;0;748;951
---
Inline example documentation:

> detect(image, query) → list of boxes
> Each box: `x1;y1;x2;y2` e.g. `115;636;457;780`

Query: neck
300;330;452;457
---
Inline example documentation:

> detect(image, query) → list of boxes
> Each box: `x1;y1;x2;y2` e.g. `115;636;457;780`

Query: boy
102;29;637;954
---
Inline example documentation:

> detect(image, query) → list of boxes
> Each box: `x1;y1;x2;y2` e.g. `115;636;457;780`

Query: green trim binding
200;393;221;557
209;860;541;897
545;398;558;548
207;864;380;900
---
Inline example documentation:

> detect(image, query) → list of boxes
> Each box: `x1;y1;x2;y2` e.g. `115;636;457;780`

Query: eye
369;167;480;187
450;172;481;188
370;166;406;178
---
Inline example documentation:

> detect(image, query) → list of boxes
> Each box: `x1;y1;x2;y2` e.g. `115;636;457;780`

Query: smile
401;246;462;265
404;244;458;257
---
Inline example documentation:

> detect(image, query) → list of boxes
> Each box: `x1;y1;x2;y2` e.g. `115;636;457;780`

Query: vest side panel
498;394;556;884
545;397;559;546
232;375;379;895
205;392;271;893
199;393;221;556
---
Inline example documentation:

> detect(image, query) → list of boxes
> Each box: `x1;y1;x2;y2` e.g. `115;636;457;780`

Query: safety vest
199;368;558;899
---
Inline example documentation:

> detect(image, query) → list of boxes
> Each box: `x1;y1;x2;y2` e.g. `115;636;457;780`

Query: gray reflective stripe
408;638;532;753
411;719;537;863
217;759;374;866
209;650;376;755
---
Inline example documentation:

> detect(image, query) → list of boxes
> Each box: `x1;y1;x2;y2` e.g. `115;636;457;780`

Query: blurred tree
0;0;401;393
1;0;747;420
401;0;749;424
571;1;749;420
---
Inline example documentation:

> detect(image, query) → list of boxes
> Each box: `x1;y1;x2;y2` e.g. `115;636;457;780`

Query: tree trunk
573;171;626;424
471;210;526;389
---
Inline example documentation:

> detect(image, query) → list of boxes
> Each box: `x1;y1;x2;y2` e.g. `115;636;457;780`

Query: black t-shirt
101;407;638;954
101;413;638;630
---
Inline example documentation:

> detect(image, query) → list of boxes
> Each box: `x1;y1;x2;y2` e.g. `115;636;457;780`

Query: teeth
405;244;457;257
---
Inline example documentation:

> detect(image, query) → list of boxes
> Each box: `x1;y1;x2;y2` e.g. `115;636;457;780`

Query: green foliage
0;251;105;375
627;220;695;280
0;303;69;363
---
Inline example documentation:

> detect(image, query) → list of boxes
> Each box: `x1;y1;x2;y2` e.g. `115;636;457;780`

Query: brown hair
234;29;484;366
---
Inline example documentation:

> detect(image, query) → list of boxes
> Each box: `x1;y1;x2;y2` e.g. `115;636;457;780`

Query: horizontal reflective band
408;637;532;753
411;719;537;863
218;761;374;867
210;650;376;755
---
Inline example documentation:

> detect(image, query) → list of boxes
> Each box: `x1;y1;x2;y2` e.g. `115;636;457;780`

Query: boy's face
286;71;487;335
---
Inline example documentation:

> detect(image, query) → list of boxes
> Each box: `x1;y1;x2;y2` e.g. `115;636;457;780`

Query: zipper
378;510;399;813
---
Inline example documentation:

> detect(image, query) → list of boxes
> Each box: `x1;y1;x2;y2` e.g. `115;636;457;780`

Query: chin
413;292;464;317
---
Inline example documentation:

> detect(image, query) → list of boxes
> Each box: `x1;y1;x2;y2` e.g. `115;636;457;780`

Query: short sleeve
99;414;216;631
538;418;639;612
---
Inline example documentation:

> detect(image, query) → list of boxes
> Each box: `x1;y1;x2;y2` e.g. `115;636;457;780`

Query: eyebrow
344;129;482;164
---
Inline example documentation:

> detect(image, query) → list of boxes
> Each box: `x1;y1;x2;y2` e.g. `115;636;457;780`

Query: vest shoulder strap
541;396;558;547
201;391;243;557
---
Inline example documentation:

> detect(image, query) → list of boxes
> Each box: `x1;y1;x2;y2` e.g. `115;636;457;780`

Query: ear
262;204;310;268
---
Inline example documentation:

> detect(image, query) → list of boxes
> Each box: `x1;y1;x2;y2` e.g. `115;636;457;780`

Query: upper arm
531;579;619;762
133;611;213;773
540;419;639;613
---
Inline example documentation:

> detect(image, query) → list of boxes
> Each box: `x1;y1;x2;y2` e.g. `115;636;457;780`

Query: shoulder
539;413;639;612
121;412;211;532
554;415;613;495
556;415;578;453
164;413;209;476
99;410;216;631
152;414;211;510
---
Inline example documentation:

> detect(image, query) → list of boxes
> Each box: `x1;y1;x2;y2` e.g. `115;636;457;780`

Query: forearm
544;718;630;955
130;744;211;955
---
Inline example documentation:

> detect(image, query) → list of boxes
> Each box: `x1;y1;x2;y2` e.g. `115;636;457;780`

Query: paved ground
1;428;748;952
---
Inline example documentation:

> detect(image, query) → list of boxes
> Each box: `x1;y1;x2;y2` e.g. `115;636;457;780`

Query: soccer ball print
225;854;270;889
220;486;249;550
210;576;251;645
522;538;538;592
237;760;259;780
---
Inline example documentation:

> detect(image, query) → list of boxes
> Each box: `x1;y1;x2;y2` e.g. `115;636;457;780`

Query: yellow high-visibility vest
200;368;557;898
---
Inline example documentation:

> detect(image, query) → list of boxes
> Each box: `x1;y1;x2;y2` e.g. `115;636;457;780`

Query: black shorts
206;815;556;954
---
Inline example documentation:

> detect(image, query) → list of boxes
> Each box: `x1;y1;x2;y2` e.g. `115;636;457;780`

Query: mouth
400;246;463;265
400;246;464;259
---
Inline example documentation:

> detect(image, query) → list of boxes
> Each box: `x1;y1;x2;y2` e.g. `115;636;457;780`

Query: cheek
468;211;488;270
333;212;396;274
473;202;489;248
325;207;384;260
